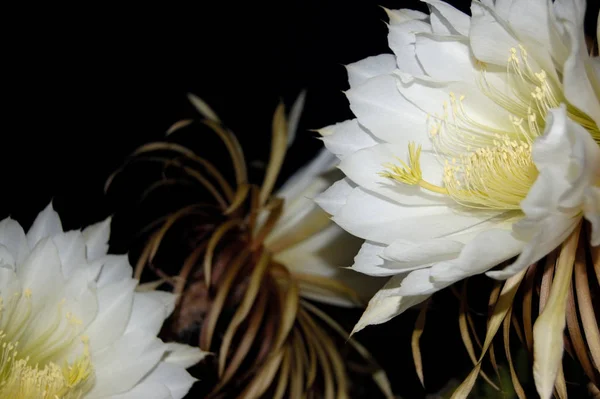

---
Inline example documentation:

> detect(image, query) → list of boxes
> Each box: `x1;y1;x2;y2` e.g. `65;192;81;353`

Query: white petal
384;8;428;25
422;0;470;36
333;187;499;245
395;71;512;132
276;224;385;307
125;291;176;336
393;268;440;296
17;238;65;313
346;74;430;146
89;331;166;398
488;214;577;279
95;254;134;287
507;0;552;49
63;268;99;329
108;384;172;399
82;216;111;261
314;177;355;216
469;2;519;66
561;25;600;128
0;217;28;265
428;228;524;285
346;54;397;89
492;0;513;20
164;342;208;369
142;362;197;399
0;267;19;304
352;274;429;334
350;241;405;277
275;148;337;204
383;238;464;266
85;277;137;352
320;119;379;160
387;17;430;75
415;34;475;82
338;143;448;206
51;230;87;279
27;202;63;249
0;245;14;268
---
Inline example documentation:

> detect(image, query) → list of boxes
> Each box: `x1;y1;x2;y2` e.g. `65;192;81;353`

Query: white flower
316;0;600;332
0;203;206;398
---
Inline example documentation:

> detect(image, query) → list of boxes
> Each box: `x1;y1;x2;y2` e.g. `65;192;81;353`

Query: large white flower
0;203;206;398
316;0;600;332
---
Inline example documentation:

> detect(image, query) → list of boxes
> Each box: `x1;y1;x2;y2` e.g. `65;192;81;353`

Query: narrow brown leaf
271;264;300;351
566;264;597;384
224;183;250;215
575;233;600;374
199;248;250;350
503;307;527;399
522;261;539;353
217;285;269;390
259;102;288;206
451;269;526;399
202;120;247;186
238;348;285;399
458;282;500;391
293;272;363;307
272;346;293;399
218;250;271;376
301;300;394;399
412;299;429;388
203;219;242;287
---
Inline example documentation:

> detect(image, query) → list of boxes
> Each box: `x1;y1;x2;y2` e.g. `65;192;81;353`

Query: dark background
2;1;598;397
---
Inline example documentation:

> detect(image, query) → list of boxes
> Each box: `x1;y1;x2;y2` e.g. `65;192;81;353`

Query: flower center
383;45;599;210
0;290;94;399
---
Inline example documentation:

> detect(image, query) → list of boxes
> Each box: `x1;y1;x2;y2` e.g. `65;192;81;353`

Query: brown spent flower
106;94;392;399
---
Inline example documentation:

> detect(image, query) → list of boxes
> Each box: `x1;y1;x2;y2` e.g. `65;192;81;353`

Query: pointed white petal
352;274;429;334
422;0;470;36
469;2;519;66
387;18;430;74
0;218;28;265
332;187;498;245
347;54;397;89
276;224;385;307
51;230;87;279
27;202;63;249
350;241;404;277
428;228;523;285
95;254;134;287
315;178;355;216
89;331;166;398
125;291;176;336
320;119;379;160
85;278;137;352
415;34;475;82
164;342;208;369
17;238;65;313
82;216;111;261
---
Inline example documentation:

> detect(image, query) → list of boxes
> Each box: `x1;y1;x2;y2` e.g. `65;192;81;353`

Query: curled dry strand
106;96;393;399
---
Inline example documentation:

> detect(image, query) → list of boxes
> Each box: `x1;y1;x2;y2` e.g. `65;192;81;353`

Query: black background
2;1;598;397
